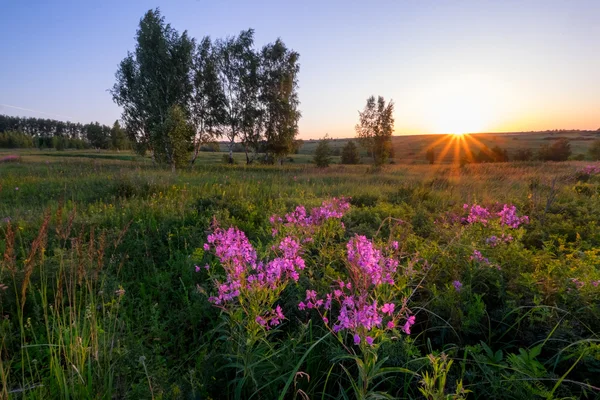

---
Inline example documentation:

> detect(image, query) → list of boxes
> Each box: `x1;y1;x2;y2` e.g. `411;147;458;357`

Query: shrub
588;139;600;160
570;153;585;161
341;140;360;164
538;138;571;161
314;137;331;167
513;148;534;161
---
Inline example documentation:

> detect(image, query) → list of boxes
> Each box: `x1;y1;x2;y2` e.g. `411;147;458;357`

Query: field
226;130;600;164
1;148;600;399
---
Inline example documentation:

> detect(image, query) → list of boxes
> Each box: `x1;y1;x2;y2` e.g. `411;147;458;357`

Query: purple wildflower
470;250;489;264
402;316;416;335
497;205;529;228
453;280;462;292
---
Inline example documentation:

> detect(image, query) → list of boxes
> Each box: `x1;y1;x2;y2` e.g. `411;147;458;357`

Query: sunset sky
1;0;599;139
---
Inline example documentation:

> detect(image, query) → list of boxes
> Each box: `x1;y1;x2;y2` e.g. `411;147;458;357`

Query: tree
341;140;360;164
538;138;571;161
84;122;110;149
588;139;600;160
259;39;301;164
314;137;332;168
426;148;435;164
164;105;194;172
214;29;259;164
355;96;394;166
190;36;226;164
111;8;194;164
110;120;129;150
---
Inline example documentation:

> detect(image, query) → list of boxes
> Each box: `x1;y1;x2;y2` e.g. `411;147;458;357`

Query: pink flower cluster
463;204;492;225
270;197;350;236
298;236;414;346
579;164;600;176
463;203;529;228
497;205;529;228
203;226;305;328
0;155;20;163
470;249;489;264
347;235;397;287
256;305;285;328
299;282;414;346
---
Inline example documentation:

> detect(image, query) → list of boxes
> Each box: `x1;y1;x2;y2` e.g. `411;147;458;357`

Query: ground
0;148;599;399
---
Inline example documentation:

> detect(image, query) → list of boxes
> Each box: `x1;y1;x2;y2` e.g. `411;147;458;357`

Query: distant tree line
0;114;130;150
111;8;301;170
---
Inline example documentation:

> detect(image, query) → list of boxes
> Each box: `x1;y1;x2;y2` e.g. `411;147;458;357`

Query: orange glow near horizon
418;132;495;168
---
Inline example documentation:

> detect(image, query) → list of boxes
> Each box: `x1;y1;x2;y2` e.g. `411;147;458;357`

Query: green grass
1;151;600;398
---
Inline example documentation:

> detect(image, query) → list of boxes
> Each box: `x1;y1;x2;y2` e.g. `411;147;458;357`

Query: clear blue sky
1;0;599;138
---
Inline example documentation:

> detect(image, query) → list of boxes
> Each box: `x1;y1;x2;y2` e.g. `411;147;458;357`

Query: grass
1;150;600;398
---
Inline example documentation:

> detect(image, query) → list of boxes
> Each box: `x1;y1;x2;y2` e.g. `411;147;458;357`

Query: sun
422;74;502;135
430;96;490;134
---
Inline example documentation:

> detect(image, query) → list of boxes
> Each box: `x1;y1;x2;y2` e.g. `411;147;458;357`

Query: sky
1;0;599;139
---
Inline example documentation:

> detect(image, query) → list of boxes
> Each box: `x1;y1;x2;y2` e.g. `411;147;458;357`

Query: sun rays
417;133;494;178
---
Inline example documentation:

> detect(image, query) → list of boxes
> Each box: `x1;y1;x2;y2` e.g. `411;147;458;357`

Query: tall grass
0;207;129;399
1;154;599;398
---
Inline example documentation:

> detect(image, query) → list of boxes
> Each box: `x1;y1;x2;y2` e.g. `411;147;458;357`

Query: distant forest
0;114;128;150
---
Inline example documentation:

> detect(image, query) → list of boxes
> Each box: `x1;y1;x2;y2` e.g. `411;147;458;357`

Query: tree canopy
111;9;301;169
355;96;394;166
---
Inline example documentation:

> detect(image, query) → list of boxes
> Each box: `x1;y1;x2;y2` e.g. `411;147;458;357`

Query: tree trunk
191;137;200;166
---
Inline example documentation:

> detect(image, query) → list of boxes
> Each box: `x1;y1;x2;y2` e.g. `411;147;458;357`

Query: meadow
1;149;600;399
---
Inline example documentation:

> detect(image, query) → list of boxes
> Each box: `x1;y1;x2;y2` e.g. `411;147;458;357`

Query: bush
588;139;600;160
341;140;360;164
538;138;571;161
570;153;585;161
513;148;534;161
314;137;331;168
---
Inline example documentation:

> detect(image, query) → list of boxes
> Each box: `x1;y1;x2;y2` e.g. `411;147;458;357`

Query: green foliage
84;121;111;149
165;105;194;171
2;155;600;398
314;137;332;167
355;96;394;166
0;131;34;148
419;354;470;400
341;140;361;164
513;147;534;161
538;138;572;161
111;8;195;161
110;120;129;150
259;39;301;163
588;139;600;160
